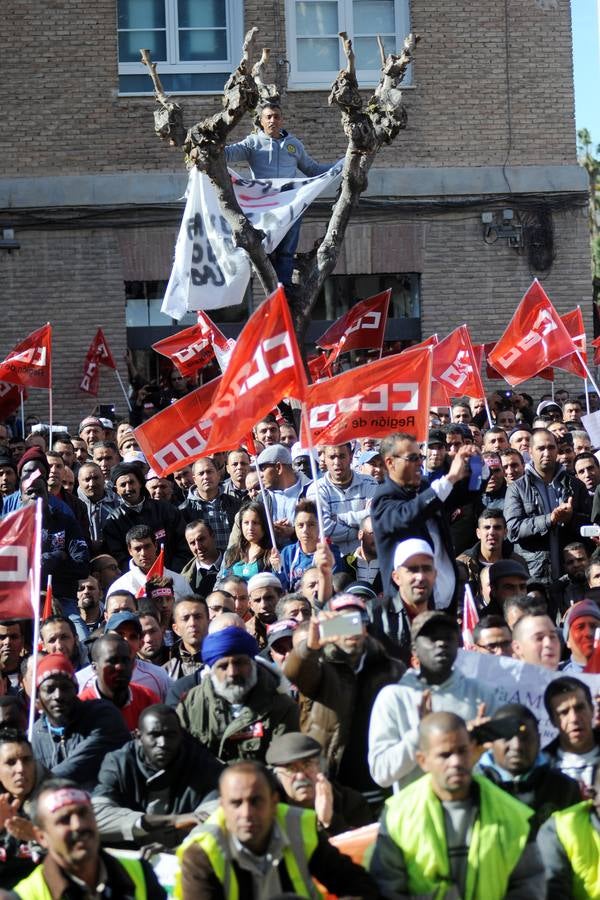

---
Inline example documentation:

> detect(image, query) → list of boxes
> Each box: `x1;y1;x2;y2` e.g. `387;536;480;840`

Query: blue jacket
225;128;330;179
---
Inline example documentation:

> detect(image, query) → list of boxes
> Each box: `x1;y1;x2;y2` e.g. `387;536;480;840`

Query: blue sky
572;0;600;151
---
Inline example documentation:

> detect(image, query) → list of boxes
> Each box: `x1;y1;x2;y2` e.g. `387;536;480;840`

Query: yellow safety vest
13;854;147;899
383;773;532;900
553;800;600;900
176;802;323;900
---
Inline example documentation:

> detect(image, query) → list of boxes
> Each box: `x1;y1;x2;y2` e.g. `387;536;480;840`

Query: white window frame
117;0;244;95
285;0;411;90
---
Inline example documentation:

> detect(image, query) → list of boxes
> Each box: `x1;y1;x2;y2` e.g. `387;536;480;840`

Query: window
285;0;411;89
117;0;243;94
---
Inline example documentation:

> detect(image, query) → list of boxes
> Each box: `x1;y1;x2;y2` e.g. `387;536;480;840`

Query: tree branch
140;49;186;146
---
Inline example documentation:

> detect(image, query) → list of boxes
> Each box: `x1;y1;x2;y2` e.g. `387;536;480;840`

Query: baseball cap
427;429;447;447
563;599;600;639
536;400;562;417
267;619;297;648
410;610;459;642
291;442;318;463
265;732;321;766
328;594;368;621
344;581;378;602
106;611;142;634
489;560;528;584
257;444;292;467
393;539;434;571
357;450;381;465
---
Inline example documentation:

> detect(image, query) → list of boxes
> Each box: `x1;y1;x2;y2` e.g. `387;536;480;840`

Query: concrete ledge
0;164;588;211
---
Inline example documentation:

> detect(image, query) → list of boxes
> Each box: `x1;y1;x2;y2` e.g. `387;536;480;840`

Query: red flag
80;328;117;395
301;345;432;446
136;547;165;598
0;505;36;619
487;281;577;386
308;354;333;383
152;323;216;378
134;377;221;477
461;584;479;649
203;286;308;454
553;307;587;379
0;382;26;420
593;336;600;367
0;324;52;390
485;340;553;382
41;575;53;621
316;290;391;363
432;325;485;401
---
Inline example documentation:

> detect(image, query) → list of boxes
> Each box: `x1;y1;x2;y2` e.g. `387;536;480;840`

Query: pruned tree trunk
141;28;419;345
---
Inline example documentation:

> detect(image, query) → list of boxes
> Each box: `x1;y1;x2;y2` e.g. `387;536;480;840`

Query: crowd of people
0;384;599;898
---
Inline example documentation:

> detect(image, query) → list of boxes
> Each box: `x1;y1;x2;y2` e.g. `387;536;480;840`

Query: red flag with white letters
0;505;37;619
0;383;26;420
0;324;52;389
432;325;485;400
301;345;432;446
593;336;600;367
553;307;587;379
484;340;554;382
487;281;577;386
133;377;221;477
203;286;308;454
80;329;117;395
152;323;216;378
316;290;391;363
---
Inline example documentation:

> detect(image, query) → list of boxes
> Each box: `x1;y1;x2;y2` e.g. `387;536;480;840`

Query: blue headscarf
201;627;259;667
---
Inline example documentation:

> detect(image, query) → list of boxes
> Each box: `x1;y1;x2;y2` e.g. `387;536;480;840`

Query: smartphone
580;525;600;538
319;612;363;640
482;453;501;470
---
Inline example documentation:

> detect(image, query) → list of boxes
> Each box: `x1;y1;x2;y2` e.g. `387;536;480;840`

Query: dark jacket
504;465;591;581
371;474;470;604
283;635;405;794
102;495;190;572
177;664;299;763
92;733;223;847
456;540;529;597
41;505;90;600
31;699;130;790
276;779;374;837
180;555;220;598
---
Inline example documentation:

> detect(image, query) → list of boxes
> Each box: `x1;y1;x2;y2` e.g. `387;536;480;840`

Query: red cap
36;653;76;688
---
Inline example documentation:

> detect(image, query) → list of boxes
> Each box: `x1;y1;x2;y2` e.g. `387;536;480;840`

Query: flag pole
20;389;25;439
575;351;600;397
48;322;53;442
483;398;494;428
585;379;591;416
301;402;326;542
254;465;278;551
27;498;43;742
114;369;132;412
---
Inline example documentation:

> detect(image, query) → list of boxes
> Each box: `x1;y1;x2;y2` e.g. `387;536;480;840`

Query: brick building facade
0;0;591;426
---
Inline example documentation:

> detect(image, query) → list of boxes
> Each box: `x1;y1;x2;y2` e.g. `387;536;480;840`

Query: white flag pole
114;368;132;412
301;402;326;542
20;389;25;439
585;378;591;416
254;464;278;551
575;351;600;397
27;498;43;742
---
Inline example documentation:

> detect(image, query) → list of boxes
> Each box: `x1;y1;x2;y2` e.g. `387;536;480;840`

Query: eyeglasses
393;453;424;463
476;640;512;653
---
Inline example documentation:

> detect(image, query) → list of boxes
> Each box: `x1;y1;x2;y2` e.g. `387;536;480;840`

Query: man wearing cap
371;538;436;665
265;619;297;677
106;524;191;601
102;461;189;573
177;626;299;762
504;427;591;582
537;399;564;422
79;416;105;450
284;595;405;809
257;443;311;545
31;654;130;791
92;704;222;850
179;457;241;552
246;572;284;650
560;599;600;673
422;428;449;484
484;557;529;617
475;703;581;836
356;449;385;483
373;431;479;604
266;732;372;836
12;777;166;899
369;610;497;792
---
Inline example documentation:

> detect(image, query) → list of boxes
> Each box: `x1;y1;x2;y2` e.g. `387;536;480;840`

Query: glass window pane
119;30;166;62
126;298;149;327
353;1;394;34
297;37;339;71
179;30;227;61
149;298;173;325
354;35;392;67
178;0;226;28
296;1;339;36
118;0;165;29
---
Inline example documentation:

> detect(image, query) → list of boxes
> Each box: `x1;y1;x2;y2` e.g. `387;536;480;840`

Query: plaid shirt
179;489;241;551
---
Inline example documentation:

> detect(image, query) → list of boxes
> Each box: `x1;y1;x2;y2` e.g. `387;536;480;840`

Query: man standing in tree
225;102;330;287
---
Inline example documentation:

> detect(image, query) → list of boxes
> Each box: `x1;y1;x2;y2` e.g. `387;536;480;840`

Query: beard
210;661;258;704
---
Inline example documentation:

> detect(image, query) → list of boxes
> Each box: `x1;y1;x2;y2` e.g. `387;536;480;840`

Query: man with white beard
176;626;299;763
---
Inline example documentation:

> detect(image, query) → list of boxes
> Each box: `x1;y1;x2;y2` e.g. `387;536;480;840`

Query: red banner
0;382;26;420
593;336;600;367
308;354;333;383
553;307;587;379
134;378;221;477
203;286;308;454
301;345;432;446
0;324;52;390
316;290;391;363
432;325;485;401
487;281;576;386
0;505;36;619
152;323;216;378
80;329;117;395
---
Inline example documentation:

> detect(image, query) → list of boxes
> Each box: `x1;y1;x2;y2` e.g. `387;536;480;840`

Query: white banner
162;162;343;318
455;649;600;746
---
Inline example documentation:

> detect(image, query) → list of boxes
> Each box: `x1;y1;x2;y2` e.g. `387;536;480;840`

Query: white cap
393;539;434;570
291;441;318;462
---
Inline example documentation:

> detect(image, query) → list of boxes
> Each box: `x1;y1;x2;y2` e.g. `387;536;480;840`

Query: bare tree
141;28;419;343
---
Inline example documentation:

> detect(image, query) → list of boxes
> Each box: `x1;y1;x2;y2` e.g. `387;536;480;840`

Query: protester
511;612;562;669
544;676;600;788
179;457;241;550
561;599;600;672
163;596;209;679
181;520;222;596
